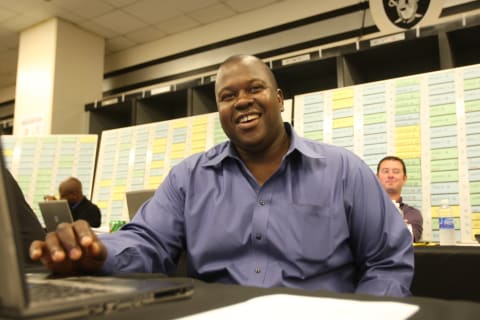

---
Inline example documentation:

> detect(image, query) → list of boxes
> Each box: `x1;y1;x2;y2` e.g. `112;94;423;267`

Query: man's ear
277;88;284;111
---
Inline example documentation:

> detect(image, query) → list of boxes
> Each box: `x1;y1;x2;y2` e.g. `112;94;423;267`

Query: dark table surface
88;275;480;320
412;245;480;302
21;245;480;319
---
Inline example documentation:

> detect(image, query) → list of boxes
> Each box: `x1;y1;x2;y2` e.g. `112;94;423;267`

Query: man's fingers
46;223;81;261
30;222;106;275
30;240;60;270
44;232;67;261
72;221;107;261
30;240;46;260
72;219;95;247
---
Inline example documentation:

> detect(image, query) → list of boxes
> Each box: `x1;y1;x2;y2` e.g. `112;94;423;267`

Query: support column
14;18;104;135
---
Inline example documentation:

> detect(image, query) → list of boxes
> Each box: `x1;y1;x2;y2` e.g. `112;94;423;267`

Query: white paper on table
177;294;419;320
92;226;110;235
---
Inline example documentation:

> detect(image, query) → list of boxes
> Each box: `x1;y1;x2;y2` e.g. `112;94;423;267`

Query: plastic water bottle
438;199;456;245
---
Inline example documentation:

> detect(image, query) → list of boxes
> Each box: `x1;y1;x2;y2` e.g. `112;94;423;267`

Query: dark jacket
71;196;101;227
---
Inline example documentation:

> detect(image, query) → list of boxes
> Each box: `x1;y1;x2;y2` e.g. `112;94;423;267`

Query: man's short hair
376;156;407;175
217;54;279;89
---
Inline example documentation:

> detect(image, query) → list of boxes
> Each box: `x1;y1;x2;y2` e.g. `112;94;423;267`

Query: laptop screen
0;139;30;309
126;189;156;220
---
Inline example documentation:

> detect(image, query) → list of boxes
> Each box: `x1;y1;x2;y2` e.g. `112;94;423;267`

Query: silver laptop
0;140;193;320
38;200;74;232
126;189;156;220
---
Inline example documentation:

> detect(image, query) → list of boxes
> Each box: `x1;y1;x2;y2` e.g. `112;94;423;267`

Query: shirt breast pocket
286;203;334;262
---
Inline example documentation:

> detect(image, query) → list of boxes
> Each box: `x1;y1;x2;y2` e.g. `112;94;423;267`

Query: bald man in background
44;177;101;227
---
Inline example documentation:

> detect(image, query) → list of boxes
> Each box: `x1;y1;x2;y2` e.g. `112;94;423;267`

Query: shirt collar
70;196;84;209
203;123;325;168
285;123;325;160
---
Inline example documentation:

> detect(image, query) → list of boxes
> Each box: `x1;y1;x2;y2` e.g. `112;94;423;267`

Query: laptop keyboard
29;282;108;302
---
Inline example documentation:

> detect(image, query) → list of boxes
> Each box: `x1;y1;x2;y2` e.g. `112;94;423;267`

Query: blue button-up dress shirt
100;124;413;297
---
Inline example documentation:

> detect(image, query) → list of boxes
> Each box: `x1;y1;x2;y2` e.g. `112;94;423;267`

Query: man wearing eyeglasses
376;156;423;242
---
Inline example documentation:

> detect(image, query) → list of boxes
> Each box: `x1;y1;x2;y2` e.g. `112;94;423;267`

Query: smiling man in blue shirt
31;54;413;297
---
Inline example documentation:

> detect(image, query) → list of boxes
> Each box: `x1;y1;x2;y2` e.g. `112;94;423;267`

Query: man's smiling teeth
238;114;260;123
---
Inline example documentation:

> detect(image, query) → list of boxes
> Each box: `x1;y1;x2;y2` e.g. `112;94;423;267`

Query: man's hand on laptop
30;220;107;275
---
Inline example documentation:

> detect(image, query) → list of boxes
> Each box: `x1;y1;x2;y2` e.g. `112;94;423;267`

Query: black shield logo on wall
383;0;431;29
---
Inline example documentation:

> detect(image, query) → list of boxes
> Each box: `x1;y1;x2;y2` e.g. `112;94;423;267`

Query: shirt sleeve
345;160;414;297
100;163;187;275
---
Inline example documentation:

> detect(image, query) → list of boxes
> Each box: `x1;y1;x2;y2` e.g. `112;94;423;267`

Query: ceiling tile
106;35;137;52
155;14;200;35
124;26;167;44
1;14;45;32
225;0;278;13
39;6;87;25
17;6;86;28
54;0;115;19
188;3;236;24
123;0;182;24
102;0;138;8
44;0;83;11
173;0;220;13
0;0;35;13
0;7;16;21
10;1;82;23
78;20;118;38
92;9;147;34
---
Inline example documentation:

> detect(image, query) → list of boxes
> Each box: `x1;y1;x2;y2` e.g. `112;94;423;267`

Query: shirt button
255;233;262;240
259;200;266;205
255;267;261;273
